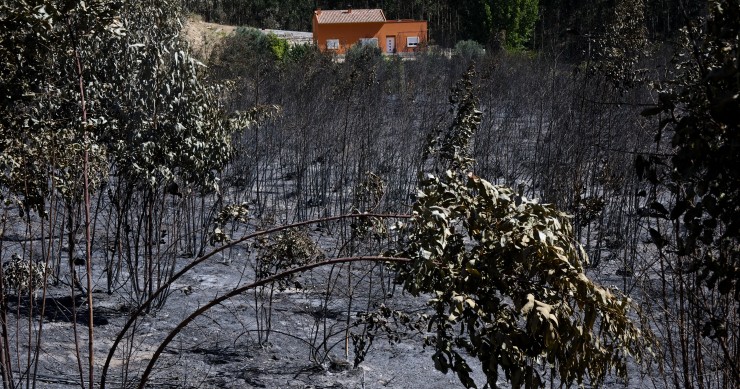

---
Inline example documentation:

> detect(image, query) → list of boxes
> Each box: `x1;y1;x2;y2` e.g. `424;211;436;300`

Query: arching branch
100;212;410;389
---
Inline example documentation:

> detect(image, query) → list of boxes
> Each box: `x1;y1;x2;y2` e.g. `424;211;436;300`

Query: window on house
326;39;340;50
359;38;379;47
407;36;419;47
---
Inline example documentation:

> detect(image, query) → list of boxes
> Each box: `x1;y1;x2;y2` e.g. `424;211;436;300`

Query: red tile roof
315;9;386;24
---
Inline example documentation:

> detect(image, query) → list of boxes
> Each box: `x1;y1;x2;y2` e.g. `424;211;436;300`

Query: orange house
312;8;428;55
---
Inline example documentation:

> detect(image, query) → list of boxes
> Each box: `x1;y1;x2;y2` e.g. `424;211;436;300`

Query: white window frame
326;39;340;50
359;38;379;47
407;36;419;47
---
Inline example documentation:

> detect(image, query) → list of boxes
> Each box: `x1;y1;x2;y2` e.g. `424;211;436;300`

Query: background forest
182;0;700;49
0;0;737;388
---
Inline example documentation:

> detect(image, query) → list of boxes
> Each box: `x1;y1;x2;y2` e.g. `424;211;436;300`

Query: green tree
0;2;252;384
490;0;539;49
0;0;119;216
210;27;289;104
390;69;650;388
346;43;382;65
454;40;486;60
97;2;235;190
459;0;493;45
0;0;238;215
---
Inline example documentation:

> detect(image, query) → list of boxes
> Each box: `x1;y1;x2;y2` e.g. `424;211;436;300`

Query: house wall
313;16;428;55
312;18;384;54
377;21;428;53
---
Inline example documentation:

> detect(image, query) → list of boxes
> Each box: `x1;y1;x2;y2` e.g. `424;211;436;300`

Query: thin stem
72;29;95;389
0;211;13;388
100;212;410;388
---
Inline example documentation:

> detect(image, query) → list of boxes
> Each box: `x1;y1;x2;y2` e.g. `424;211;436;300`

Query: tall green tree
0;0;121;216
459;0;493;45
0;0;239;214
490;0;539;49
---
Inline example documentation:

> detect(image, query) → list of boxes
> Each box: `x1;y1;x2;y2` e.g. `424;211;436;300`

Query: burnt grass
2;234;480;389
0;205;655;389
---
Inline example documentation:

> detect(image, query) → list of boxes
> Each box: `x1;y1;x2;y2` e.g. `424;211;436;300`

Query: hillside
183;16;237;61
183;16;312;62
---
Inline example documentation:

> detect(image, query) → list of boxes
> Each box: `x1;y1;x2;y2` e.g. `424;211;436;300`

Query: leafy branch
389;67;652;388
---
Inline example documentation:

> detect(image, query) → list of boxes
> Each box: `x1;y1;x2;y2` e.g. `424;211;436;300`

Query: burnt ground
3;251;653;389
2;238;489;389
0;196;654;389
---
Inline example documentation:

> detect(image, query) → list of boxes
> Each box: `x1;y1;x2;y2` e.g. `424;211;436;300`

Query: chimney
316;8;321;15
